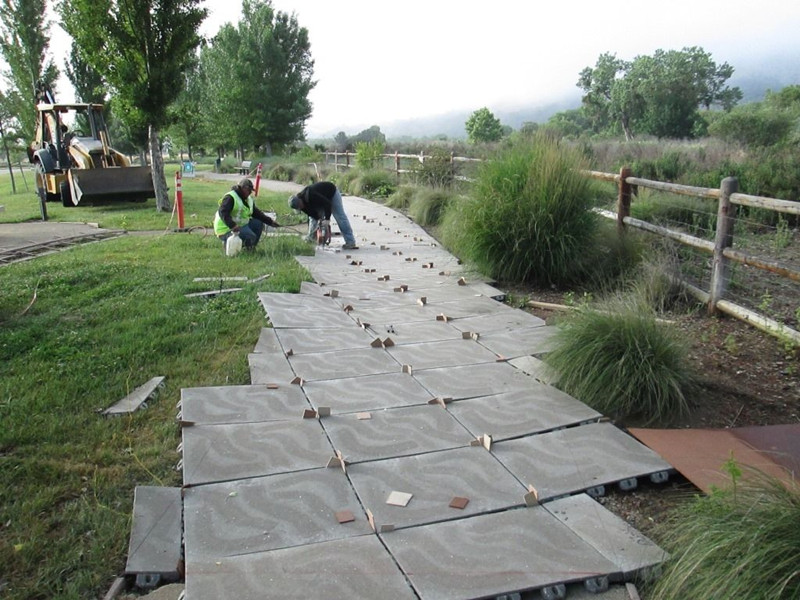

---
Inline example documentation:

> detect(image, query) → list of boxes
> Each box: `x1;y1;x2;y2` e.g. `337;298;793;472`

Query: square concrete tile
426;295;512;319
183;468;372;559
449;311;546;334
347;446;526;531
387;338;501;370
412;362;534;400
125;486;182;576
274;326;375;355
257;291;341;313
180;384;309;424
383;507;619;600
322;405;474;463
369;320;462;345
448;387;600;441
491;422;673;501
247;352;297;384
476;326;560;358
288;347;401;381
545;493;667;578
185;535;417;600
302;372;434;412
252;327;284;354
347;303;438;325
261;303;356;329
182;420;334;486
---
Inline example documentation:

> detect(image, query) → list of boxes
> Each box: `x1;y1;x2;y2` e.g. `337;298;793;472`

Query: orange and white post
175;170;185;230
254;162;263;196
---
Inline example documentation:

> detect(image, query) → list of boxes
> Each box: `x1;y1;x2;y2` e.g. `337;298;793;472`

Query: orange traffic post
175;170;185;230
254;162;263;196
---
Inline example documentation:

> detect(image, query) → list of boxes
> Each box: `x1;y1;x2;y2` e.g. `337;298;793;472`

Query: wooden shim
524;485;539;506
335;510;355;524
185;287;243;298
449;496;469;510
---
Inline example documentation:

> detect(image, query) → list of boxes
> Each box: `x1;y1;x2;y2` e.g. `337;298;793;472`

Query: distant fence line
588;168;800;345
323;151;481;176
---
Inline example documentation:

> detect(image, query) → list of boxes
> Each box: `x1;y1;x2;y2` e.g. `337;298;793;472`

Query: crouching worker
214;178;279;250
288;181;358;249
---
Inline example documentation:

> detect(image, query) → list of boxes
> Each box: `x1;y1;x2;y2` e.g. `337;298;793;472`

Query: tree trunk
620;113;634;142
1;126;17;194
149;125;170;212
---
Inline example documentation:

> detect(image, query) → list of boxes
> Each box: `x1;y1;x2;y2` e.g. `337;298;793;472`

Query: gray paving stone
382;507;619;600
185;535;417;600
182;420;333;486
179;384;309;425
302;372;434;412
260;303;356;329
257;291;342;313
412;361;534;399
449;310;547;334
425;295;512;319
508;355;556;384
367;319;462;344
252;327;283;354
347;446;526;531
475;325;560;358
125;486;182;577
288;346;402;381
274;325;375;355
448;388;601;441
545;493;667;578
322;404;474;463
387;338;501;370
491;422;673;501
346;302;439;325
183;468;372;559
247;351;296;384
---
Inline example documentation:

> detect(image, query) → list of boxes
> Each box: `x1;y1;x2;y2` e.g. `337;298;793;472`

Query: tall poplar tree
60;0;207;211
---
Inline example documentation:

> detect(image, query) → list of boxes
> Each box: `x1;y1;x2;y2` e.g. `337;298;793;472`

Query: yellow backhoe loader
27;86;155;215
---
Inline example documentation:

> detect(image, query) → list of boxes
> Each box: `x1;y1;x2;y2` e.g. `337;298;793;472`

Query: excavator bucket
67;166;155;205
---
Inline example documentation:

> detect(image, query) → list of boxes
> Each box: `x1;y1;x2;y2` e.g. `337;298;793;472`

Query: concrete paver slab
252;327;283;354
185;535;417;600
387;338;501;370
183;468;372;559
273;325;375;355
302;372;434;412
382;507;619;600
247;351;296;384
449;388;601;441
182;420;333;486
346;303;438;325
492;422;672;501
288;346;401;381
476;326;559;358
545;493;667;578
348;446;526;531
261;303;356;329
125;486;182;577
508;355;556;383
449;310;546;334
179;384;309;425
425;295;512;319
322;404;473;463
412;362;534;400
366;319;462;345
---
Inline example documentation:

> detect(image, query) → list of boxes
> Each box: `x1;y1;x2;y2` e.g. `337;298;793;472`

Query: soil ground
520;286;800;540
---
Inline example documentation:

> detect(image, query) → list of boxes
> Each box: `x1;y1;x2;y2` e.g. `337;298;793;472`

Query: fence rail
322;151;481;177
588;168;800;345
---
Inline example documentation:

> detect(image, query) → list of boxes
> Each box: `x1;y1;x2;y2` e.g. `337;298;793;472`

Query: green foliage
630;191;718;238
349;168;395;199
408;188;454;226
414;147;454;188
709;103;795;147
649;474;800;600
355;140;385;169
465;107;504;143
441;134;597;285
385;185;416;210
545;301;695;423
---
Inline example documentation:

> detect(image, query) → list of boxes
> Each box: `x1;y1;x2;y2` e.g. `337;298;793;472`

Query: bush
545;301;695;423
414;148;455;188
408;189;454;227
350;169;395;199
385;185;416;210
649;473;800;600
440;133;598;285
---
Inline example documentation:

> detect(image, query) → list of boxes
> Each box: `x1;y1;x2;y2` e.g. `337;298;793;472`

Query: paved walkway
177;194;671;599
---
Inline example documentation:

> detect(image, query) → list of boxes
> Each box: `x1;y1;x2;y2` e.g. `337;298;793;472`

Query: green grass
649;473;800;600
408;188;455;226
544;300;695;424
0;175;312;599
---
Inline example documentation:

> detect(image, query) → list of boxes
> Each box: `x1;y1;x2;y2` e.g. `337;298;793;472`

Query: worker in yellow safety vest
214;178;279;249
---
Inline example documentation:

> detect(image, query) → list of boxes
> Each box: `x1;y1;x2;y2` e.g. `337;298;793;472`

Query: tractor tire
34;161;59;203
60;181;73;207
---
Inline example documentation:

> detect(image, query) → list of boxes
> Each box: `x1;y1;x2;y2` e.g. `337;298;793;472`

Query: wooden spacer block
449;496;470;510
330;290;339;298
462;331;472;339
265;383;279;390
286;348;294;356
335;510;355;524
366;509;376;532
343;304;354;313
291;376;304;385
302;409;317;419
382;337;395;347
386;491;413;507
435;314;449;322
495;355;508;362
402;364;412;374
457;277;467;286
371;337;384;348
524;485;540;506
356;412;372;420
379;524;395;533
417;297;427;306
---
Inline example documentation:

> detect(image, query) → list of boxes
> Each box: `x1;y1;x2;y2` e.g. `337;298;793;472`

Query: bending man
214;178;279;249
288;181;358;250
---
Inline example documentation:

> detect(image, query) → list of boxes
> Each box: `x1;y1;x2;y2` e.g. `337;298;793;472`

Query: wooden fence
588;168;800;345
322;151;481;177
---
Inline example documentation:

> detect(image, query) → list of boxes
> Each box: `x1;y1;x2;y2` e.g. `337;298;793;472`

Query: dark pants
218;218;264;249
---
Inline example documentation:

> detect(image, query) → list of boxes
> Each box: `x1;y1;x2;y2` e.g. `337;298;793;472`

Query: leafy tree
63;40;105;104
60;0;207;211
709;84;800;147
333;131;349;152
166;58;206;161
0;0;58;140
579;47;741;140
465;107;503;143
544;109;592;139
198;0;314;156
350;125;385;145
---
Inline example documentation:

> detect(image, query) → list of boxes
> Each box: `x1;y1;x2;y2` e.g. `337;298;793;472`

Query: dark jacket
295;182;338;220
218;187;277;230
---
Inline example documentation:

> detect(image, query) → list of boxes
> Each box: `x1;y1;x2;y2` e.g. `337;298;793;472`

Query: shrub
414;148;455;188
545;301;695;423
385;185;416;210
408;189;454;227
649;473;800;600
355;140;385;169
350;169;395;199
267;163;293;181
440;133;598;285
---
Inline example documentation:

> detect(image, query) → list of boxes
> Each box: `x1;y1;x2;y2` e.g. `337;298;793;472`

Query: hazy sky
51;1;800;137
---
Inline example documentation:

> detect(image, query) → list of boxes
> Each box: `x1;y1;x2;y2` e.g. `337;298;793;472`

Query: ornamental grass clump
649;473;800;600
545;302;695;423
408;188;454;226
440;133;598;285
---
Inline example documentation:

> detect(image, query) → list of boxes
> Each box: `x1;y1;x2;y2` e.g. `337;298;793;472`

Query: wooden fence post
450;152;455;181
395;151;400;179
346;151;350;168
617;166;632;234
708;176;738;315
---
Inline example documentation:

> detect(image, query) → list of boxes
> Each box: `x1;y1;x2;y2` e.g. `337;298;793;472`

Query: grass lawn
0;173;311;599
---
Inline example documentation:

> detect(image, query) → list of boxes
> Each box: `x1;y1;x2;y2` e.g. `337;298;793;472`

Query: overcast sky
51;1;800;137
